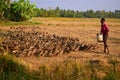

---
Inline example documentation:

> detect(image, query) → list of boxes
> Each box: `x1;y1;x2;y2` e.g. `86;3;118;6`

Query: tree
115;10;120;18
8;0;36;21
66;9;74;17
48;9;54;17
60;9;67;17
34;8;40;17
84;10;95;18
55;6;60;17
0;0;10;19
95;10;101;18
33;6;120;18
74;11;84;18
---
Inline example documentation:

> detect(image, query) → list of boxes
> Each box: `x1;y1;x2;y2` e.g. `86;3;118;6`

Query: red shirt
101;23;109;34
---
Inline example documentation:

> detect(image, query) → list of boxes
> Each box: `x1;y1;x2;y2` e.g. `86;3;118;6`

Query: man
100;18;109;54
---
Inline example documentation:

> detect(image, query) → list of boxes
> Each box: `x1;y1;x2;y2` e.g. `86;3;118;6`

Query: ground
0;18;120;71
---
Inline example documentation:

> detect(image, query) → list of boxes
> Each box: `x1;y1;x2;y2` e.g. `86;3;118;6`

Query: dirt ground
0;18;120;70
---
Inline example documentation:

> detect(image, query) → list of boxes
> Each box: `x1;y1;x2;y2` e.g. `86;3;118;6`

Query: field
23;18;120;69
0;18;120;80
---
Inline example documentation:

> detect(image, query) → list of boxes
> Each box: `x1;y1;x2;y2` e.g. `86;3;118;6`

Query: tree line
34;7;120;18
0;0;120;22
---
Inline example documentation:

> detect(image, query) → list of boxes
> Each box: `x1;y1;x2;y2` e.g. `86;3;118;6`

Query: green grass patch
0;55;39;80
0;20;42;26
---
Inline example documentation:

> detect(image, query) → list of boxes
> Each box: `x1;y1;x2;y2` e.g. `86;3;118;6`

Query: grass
0;19;41;26
32;17;120;27
0;53;120;80
0;17;120;80
0;54;39;80
1;18;120;27
38;61;85;80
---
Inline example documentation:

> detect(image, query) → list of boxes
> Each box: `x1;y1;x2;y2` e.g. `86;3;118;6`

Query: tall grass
0;54;120;80
38;61;85;80
37;59;120;80
0;55;39;80
0;20;41;26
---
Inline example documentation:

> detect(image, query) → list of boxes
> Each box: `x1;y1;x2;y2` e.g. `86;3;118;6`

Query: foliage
0;55;39;80
8;0;36;21
34;7;120;18
1;0;120;22
0;0;10;19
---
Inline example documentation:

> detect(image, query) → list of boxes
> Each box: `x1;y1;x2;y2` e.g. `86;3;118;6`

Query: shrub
8;0;36;22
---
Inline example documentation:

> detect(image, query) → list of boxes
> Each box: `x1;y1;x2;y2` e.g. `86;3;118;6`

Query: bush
8;0;35;22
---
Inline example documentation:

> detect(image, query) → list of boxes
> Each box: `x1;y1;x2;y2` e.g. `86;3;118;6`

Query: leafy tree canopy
8;0;36;21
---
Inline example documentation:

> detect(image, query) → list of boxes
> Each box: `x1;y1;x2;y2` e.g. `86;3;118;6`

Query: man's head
101;18;105;24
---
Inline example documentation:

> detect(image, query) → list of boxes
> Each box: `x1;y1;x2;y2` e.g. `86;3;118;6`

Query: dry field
0;18;120;71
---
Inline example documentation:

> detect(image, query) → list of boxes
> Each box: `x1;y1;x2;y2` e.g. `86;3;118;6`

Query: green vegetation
38;61;85;80
0;0;120;79
34;7;120;18
0;54;120;80
0;20;41;26
0;55;39;80
0;0;36;22
0;0;120;23
0;0;10;19
8;0;35;21
104;58;120;80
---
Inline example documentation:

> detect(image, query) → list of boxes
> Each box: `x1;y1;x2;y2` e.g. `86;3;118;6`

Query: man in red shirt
100;18;109;54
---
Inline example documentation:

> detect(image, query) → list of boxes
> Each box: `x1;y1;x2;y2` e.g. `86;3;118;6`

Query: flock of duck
0;26;96;57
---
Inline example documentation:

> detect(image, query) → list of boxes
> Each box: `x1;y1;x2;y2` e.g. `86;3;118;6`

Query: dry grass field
26;18;119;70
0;18;120;73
